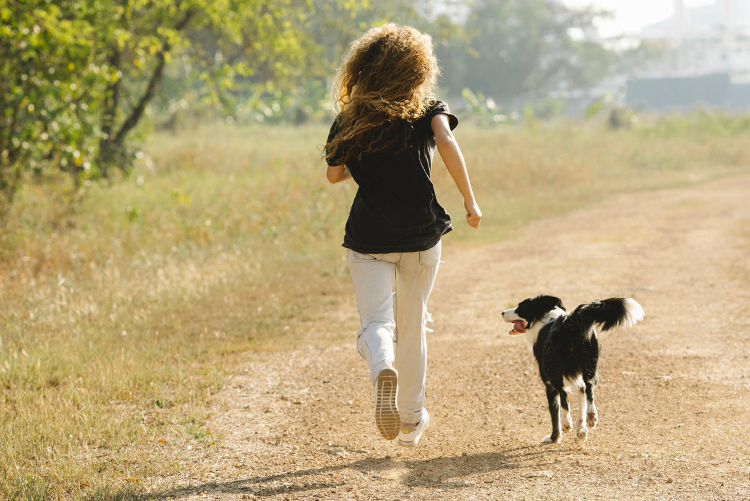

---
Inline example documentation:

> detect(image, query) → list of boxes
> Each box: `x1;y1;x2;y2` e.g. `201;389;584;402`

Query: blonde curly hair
326;23;440;166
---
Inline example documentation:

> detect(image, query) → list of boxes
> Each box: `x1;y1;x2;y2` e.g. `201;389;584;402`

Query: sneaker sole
375;369;399;440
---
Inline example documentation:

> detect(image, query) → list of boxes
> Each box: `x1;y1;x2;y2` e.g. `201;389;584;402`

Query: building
625;0;750;110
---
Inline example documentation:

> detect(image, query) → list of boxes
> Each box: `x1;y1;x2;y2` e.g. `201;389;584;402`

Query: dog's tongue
512;320;526;334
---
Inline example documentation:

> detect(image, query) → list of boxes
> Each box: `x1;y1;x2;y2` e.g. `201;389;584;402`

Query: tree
1;0;317;220
1;0;107;219
437;0;614;106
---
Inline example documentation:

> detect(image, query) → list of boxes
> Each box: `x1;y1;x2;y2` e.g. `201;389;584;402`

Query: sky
563;0;716;37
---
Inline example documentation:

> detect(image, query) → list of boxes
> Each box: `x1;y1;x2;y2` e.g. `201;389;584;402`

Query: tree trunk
96;10;195;173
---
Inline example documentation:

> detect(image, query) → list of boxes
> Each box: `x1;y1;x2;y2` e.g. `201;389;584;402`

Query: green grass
1;116;749;499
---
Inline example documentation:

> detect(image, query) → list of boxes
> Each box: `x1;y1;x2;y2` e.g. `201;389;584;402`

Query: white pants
346;240;441;425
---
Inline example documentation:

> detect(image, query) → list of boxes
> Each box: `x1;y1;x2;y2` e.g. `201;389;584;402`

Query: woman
325;23;481;447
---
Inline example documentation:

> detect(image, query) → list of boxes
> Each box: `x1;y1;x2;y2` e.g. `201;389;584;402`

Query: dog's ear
536;295;565;312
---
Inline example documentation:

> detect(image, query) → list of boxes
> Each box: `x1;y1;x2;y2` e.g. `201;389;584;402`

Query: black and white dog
502;296;644;443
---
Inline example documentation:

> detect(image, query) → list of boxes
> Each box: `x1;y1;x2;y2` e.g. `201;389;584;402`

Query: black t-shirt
326;100;458;254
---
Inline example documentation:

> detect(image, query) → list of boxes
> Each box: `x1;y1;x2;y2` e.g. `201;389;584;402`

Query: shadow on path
134;445;574;499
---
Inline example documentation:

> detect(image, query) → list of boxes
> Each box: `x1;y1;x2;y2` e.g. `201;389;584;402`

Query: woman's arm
431;114;482;228
327;164;352;183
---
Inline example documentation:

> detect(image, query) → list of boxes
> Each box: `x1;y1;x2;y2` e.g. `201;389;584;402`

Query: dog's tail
569;298;644;339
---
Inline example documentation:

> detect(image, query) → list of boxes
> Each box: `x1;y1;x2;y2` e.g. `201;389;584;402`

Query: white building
625;0;750;109
636;0;750;78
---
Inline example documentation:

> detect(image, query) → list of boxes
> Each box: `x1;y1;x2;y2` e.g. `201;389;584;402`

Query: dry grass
1;116;749;499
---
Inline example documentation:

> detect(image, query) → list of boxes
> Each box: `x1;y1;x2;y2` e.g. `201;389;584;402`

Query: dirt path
143;174;750;500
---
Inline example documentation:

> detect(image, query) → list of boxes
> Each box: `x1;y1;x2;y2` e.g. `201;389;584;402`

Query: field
2;114;750;499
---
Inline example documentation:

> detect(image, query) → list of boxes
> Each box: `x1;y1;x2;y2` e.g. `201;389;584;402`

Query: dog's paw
576;428;588;442
542;434;561;444
587;412;598;429
562;417;573;433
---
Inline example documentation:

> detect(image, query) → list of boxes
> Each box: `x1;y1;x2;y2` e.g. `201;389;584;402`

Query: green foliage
460;88;565;125
0;0;108;218
608;106;637;129
530;97;565;120
438;0;614;105
1;0;324;222
583;94;637;130
461;88;519;125
584;98;607;120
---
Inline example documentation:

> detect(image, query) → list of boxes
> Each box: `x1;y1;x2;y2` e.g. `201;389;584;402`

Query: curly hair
325;24;440;166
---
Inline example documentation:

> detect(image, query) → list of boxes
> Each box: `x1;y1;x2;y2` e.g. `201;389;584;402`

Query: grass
1;114;749;499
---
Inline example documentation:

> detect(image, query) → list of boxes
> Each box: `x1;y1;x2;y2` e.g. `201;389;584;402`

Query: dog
502;295;644;443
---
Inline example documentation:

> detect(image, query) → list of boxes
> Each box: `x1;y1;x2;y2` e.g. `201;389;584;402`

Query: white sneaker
374;368;399;440
397;409;430;447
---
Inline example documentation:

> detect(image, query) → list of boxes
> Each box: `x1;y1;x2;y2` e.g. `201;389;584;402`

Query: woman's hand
465;200;482;228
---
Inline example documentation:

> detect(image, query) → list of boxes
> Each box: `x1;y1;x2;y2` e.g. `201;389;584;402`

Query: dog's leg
585;380;598;429
576;386;588;442
543;384;562;444
560;390;573;433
